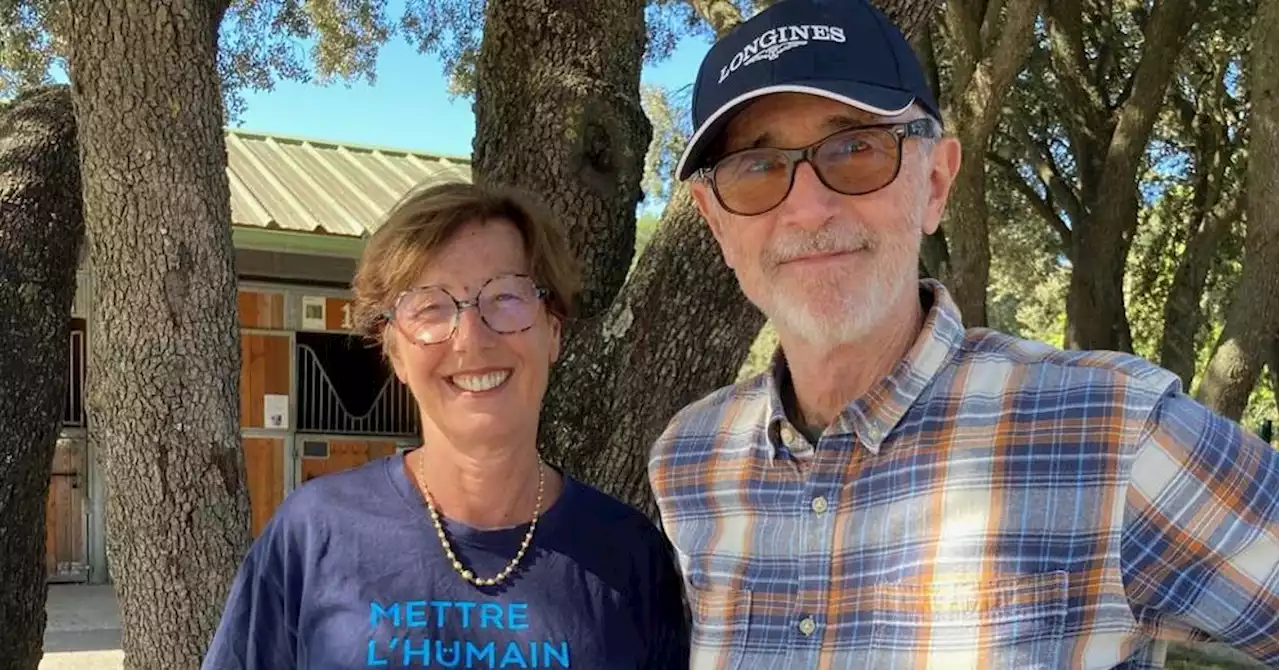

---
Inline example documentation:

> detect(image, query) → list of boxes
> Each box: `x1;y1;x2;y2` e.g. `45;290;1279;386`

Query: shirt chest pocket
683;554;768;670
869;570;1069;670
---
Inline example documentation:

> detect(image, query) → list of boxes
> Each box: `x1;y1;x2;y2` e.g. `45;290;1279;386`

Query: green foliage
1166;643;1271;670
737;321;777;381
298;0;393;83
640;84;691;206
1125;187;1188;362
399;0;484;97
632;212;661;262
2;0;401;118
0;0;63;99
985;158;1072;348
218;1;316;119
1242;374;1278;448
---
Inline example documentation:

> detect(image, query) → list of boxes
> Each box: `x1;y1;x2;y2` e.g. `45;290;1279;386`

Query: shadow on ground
43;628;122;654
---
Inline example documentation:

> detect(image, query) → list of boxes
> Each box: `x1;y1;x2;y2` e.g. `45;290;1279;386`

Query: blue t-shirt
202;453;689;669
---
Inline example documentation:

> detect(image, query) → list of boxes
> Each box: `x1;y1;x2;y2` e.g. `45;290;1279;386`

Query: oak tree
0;84;83;670
1196;0;1278;420
65;1;251;666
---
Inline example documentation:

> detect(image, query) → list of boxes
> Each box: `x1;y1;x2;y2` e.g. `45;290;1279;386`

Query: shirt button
811;496;829;514
779;424;797;446
866;424;883;443
798;616;817;636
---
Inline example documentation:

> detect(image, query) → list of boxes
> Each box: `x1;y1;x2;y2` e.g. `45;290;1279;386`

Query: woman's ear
385;329;409;385
549;314;562;364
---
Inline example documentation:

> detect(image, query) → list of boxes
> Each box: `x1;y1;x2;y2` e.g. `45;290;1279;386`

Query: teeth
451;371;510;392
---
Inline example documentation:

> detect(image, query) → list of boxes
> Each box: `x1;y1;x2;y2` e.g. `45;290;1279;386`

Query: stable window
294;332;418;436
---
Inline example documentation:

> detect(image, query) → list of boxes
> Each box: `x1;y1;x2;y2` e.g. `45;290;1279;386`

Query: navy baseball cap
675;0;942;181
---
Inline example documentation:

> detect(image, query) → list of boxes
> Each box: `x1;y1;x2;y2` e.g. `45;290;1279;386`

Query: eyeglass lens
395;275;542;344
712;127;902;216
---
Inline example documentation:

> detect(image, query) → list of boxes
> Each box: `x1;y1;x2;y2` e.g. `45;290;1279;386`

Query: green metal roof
225;128;472;241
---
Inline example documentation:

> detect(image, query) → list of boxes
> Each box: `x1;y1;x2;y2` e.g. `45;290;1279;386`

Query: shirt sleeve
1121;390;1279;664
643;530;692;669
201;523;298;670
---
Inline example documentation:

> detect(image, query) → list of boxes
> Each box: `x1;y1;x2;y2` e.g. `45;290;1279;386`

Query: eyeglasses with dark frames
383;273;550;345
694;118;941;217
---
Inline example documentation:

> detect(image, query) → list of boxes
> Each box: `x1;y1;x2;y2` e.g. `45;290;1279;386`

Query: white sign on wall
301;296;326;330
264;394;289;429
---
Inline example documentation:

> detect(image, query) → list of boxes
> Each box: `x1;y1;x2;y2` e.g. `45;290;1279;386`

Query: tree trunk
1197;0;1278;421
474;0;944;511
0;85;84;670
1053;0;1200;351
1159;209;1233;386
543;185;767;514
66;2;251;667
938;0;1041;328
473;0;652;319
1159;71;1236;387
919;229;951;281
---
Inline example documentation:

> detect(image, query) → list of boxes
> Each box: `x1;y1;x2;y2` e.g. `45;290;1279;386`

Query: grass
1167;643;1269;670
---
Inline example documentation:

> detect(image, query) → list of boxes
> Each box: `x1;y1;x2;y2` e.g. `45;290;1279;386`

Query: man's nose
776;161;840;230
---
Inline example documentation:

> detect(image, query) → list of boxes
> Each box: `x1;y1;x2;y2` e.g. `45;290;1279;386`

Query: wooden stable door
242;438;285;538
240;333;291;430
45;437;88;582
299;439;399;485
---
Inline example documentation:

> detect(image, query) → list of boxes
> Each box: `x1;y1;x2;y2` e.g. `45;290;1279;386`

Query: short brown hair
351;181;580;350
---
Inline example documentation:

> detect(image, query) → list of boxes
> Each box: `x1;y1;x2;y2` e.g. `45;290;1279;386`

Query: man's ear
921;136;962;236
690;181;737;269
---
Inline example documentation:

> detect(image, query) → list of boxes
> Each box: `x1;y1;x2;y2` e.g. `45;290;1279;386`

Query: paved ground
41;584;123;670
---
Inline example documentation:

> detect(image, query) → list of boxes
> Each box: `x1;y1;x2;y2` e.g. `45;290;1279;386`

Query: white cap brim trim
674;84;915;180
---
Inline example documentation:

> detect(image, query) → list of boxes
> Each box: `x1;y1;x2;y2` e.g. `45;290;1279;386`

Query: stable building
45;129;470;584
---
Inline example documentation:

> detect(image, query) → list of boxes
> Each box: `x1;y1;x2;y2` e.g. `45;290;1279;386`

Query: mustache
762;225;875;268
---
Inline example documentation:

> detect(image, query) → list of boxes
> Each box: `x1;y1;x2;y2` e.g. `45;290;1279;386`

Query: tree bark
1197;0;1278;421
0;85;84;670
66;2;251;667
544;185;767;514
939;0;1041;327
1159;75;1236;386
474;0;943;511
473;0;652;319
1055;0;1201;351
1159;206;1234;386
914;23;951;284
878;0;945;40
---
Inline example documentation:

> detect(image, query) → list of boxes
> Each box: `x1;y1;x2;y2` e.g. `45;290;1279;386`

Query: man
647;0;1279;668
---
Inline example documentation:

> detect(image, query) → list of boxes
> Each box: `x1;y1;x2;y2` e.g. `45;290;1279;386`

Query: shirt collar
761;279;966;459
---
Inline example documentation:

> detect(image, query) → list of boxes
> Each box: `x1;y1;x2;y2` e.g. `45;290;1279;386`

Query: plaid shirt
648;280;1278;670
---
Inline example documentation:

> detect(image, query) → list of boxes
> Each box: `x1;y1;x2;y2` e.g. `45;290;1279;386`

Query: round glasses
385;274;550;345
696;118;941;216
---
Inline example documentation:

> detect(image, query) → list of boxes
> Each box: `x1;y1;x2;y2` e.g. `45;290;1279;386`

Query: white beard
756;203;925;349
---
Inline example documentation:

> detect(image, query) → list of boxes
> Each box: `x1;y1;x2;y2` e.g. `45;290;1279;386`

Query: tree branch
943;0;985;91
962;0;1041;141
873;0;946;40
686;0;745;38
1105;0;1199;165
1007;113;1085;225
1046;0;1106;146
989;151;1073;248
985;0;1040;86
979;0;1006;49
913;21;942;99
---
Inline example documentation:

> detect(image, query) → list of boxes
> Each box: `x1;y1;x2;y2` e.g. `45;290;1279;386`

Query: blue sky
231;29;713;158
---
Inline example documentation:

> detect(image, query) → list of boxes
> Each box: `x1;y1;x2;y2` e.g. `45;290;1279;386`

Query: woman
203;182;690;669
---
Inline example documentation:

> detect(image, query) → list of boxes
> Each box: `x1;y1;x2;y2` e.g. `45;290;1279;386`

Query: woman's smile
447;368;513;394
